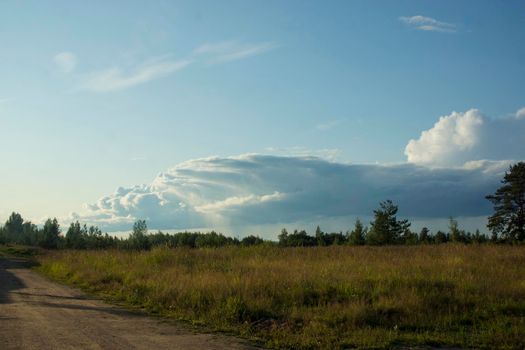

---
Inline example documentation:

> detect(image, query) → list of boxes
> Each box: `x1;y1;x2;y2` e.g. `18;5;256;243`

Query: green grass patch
36;245;525;349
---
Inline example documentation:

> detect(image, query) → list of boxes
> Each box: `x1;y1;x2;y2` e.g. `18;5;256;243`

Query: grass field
36;245;525;349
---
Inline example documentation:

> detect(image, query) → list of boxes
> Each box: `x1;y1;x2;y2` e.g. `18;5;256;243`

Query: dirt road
0;257;259;350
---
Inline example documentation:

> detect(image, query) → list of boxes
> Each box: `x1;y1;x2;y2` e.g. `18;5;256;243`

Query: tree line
0;215;264;250
278;201;493;247
1;162;524;249
0;203;515;250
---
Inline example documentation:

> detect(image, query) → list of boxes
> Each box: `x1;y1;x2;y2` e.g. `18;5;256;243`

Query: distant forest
0;200;519;250
1;162;524;250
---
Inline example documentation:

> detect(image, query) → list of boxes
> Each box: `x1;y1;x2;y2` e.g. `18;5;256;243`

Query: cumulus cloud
53;52;77;73
405;108;525;166
83;57;191;92
399;15;457;33
73;154;507;232
194;40;278;64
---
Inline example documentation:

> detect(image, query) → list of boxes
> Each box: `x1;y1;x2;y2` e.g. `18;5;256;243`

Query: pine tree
486;162;525;242
348;219;366;245
367;200;410;245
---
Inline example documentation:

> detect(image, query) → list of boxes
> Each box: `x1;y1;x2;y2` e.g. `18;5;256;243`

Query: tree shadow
0;257;30;304
29;300;148;318
10;291;92;301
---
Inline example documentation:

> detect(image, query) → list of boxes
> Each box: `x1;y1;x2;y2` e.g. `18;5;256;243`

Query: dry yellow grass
37;245;525;349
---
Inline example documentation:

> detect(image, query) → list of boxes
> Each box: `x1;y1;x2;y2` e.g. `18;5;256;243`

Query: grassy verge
0;244;40;258
36;245;525;349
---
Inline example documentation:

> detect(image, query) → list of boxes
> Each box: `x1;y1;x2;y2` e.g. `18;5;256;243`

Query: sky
1;1;524;237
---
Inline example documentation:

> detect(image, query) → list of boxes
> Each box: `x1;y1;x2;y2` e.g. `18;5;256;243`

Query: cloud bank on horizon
71;108;525;233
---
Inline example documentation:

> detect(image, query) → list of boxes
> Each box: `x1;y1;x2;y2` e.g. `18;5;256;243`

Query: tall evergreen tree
486;162;525;242
348;219;366;245
367;200;410;245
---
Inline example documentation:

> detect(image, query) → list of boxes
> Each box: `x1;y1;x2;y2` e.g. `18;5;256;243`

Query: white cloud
196;191;285;213
67;105;525;234
399;15;457;33
53;52;77;73
73;154;507;232
194;40;278;64
516;107;525;119
405;108;525;166
83;58;191;92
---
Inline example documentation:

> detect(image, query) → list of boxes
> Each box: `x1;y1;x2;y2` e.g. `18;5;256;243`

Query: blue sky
1;1;524;236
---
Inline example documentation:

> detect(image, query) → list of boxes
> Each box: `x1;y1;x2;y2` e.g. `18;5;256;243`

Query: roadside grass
36;245;525;349
0;244;41;258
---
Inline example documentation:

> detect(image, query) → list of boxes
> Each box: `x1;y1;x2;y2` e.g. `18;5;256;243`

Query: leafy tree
486;162;525;242
129;219;150;250
0;225;6;244
419;227;430;244
5;212;24;243
367;200;410;245
324;232;346;245
66;221;87;249
195;231;237;247
448;217;463;243
241;235;264;246
315;226;326;246
348;219;366;245
434;230;448;244
278;228;289;246
491;230;499;244
21;222;38;245
472;229;487;244
278;229;316;247
401;228;419;245
40;218;60;249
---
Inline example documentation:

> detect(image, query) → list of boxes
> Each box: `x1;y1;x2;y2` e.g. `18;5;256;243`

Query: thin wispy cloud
194;40;278;64
264;147;341;161
53;52;77;73
83;58;191;92
399;15;457;33
58;39;276;92
316;119;341;131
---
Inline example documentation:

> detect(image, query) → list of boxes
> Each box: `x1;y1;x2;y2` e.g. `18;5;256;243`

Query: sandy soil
0;257;260;350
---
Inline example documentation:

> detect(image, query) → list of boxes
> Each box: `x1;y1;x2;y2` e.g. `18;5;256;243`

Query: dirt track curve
0;257;260;350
